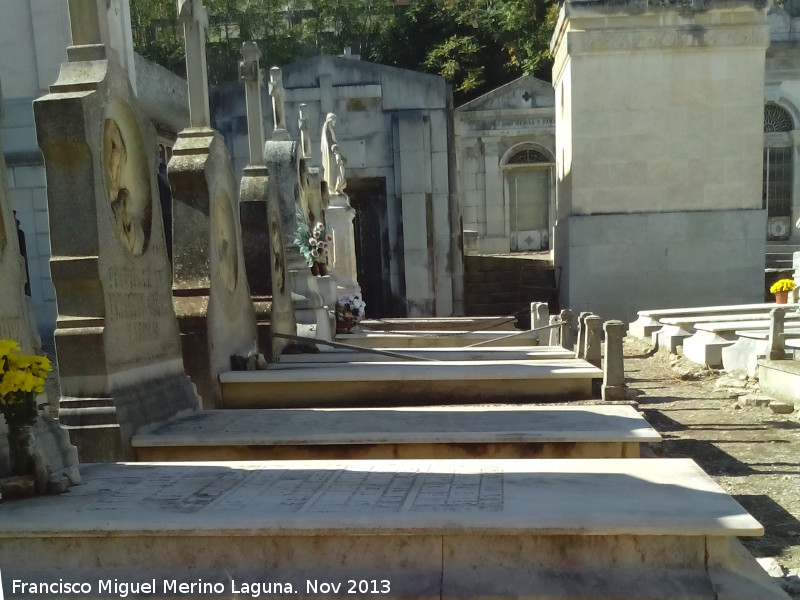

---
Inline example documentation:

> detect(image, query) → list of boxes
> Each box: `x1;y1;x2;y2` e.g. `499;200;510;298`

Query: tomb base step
219;360;601;408
131;405;659;461
0;459;785;600
757;359;800;404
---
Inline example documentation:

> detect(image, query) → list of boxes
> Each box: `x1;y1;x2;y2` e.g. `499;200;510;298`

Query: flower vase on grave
1;422;37;499
311;262;328;277
775;291;789;305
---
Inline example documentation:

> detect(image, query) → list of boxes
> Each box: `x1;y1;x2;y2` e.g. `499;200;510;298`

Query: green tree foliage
130;0;557;100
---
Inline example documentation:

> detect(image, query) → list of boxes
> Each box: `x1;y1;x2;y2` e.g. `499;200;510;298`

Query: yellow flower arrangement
0;339;51;433
770;279;797;294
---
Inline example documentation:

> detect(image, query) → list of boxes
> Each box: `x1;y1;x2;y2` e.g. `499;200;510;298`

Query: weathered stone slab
131;404;659;461
276;346;574;363
219;359;602;407
0;459;785;599
33;35;198;461
758;359;800;404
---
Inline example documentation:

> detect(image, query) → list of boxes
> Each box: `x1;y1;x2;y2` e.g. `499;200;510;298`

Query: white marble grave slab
0;459;760;536
132;405;661;447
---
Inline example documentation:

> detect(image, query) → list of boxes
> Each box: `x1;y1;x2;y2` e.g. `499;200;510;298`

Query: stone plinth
0;459;785;600
168;128;258;407
33;55;199;462
551;0;770;323
327;192;362;300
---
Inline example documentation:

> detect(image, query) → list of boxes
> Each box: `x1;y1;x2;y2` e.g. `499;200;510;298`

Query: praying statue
320;113;346;194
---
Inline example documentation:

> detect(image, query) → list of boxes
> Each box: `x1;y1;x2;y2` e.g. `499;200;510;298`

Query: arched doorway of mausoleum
501;143;555;251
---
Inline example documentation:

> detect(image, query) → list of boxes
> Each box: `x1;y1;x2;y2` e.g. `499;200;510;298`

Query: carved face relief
102;102;153;257
213;190;238;294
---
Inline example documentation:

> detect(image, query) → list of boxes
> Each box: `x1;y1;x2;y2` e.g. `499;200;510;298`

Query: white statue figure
320;113;346;194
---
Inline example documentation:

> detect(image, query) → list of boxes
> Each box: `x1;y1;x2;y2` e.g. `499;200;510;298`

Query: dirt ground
623;336;800;596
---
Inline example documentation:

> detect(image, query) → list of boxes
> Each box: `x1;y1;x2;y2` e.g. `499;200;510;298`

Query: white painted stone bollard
768;307;788;361
575;311;591;359
548;315;560;346
559;309;573;350
602;320;627;401
584;315;603;368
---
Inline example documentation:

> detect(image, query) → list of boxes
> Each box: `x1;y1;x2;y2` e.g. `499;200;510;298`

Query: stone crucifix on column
238;41;265;167
268;67;290;142
177;0;211;128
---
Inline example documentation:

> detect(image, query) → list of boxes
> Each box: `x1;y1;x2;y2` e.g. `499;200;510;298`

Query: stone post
768;307;788;361
602;320;627;401
548;315;560;346
575;311;591;359
532;302;549;345
239;42;265;167
559;309;573;350
584;315;602;368
268;66;290;142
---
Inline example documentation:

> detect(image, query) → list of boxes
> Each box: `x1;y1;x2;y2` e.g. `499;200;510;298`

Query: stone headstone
265;141;331;343
584;315;602;368
532;302;549;345
0;80;80;487
169;4;258;406
33;11;199;461
238;42;271;299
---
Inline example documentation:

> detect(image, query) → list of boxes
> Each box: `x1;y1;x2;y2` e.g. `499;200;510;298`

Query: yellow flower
0;339;20;358
0;370;44;396
770;279;797;294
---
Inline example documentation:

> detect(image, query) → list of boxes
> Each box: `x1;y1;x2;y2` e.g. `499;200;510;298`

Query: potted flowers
294;210;331;275
770;278;796;304
0;339;51;498
334;295;366;334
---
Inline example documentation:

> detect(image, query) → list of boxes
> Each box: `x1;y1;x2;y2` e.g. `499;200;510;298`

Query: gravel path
624;336;800;596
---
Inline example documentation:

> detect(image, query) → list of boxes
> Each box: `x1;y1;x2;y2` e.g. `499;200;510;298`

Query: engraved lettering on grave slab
72;466;505;515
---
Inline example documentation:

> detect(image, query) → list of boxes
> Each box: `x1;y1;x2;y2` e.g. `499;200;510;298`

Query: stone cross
602;320;627;400
239;42;265;166
178;0;211;128
269;67;289;141
768;307;788;360
298;103;311;160
584;315;602;368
